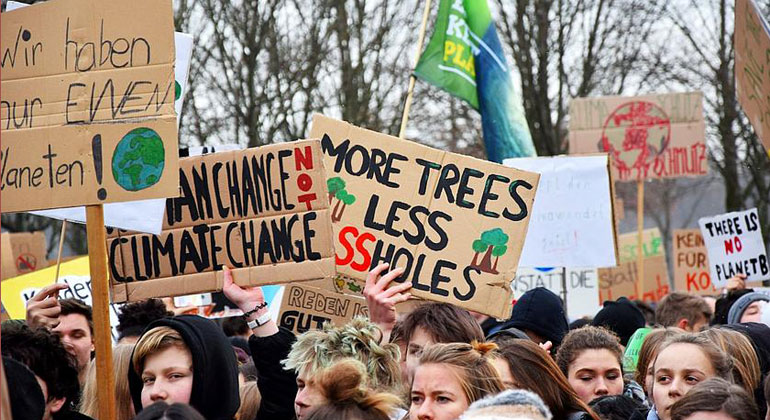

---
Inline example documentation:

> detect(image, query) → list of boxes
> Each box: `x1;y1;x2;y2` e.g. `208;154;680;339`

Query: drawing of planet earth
112;127;165;191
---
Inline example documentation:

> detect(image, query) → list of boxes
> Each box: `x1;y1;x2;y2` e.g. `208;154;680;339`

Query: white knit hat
458;389;553;420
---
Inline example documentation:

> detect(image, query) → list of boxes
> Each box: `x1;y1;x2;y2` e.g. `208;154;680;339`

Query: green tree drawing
469;228;510;274
327;177;346;204
332;190;356;222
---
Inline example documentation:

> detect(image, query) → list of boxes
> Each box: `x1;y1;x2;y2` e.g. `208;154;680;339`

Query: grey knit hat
458;389;553;420
727;292;770;324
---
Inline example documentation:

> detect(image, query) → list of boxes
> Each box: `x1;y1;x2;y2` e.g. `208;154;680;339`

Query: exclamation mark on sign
92;134;107;200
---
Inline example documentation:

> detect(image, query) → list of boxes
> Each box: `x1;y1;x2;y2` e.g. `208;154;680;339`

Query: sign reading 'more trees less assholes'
107;141;335;302
1;0;179;212
698;208;770;287
309;115;540;319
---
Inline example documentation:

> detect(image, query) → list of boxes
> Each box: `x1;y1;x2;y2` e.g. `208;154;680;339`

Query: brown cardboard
615;199;625;221
309;115;540;319
617;228;665;263
1;0;179;212
277;283;369;335
598;255;670;303
108;140;336;302
8;232;48;275
672;229;717;296
0;234;18;281
735;0;770;155
569;92;707;181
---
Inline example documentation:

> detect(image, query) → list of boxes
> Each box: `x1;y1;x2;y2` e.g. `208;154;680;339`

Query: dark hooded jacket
249;326;298;420
128;315;240;420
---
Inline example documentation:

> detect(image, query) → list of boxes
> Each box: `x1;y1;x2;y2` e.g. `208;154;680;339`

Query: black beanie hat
3;357;45;420
591;297;646;346
503;287;569;347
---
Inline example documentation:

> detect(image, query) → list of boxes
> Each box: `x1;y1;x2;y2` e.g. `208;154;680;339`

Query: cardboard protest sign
735;0;770;155
598;255;670;303
618;228;665;264
309;115;540;319
1;233;18;281
569;92;707;181
107;140;336;302
1;256;122;341
277;283;368;335
673;229;717;295
6;231;48;274
698;208;769;286
512;267;601;319
503;155;618;268
0;0;179;212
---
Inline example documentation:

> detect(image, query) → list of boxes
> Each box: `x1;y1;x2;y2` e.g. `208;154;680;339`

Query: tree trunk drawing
328;192;335;204
471;252;480;266
331;199;343;222
492;257;500;273
479;246;495;273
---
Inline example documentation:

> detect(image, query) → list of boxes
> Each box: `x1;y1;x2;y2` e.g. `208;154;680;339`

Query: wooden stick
637;179;645;298
53;220;68;282
399;0;433;139
85;205;116;420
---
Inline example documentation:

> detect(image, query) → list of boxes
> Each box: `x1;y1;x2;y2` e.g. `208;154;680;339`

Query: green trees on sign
327;177;356;222
470;228;510;274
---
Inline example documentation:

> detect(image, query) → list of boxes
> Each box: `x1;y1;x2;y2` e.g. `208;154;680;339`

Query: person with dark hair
655;292;712;331
4;357;46;420
498;287;570;352
555;326;625;404
116;298;172;344
133;402;206;420
222;316;252;338
588;395;647;420
591;297;646;346
570;318;592;331
1;321;86;420
490;339;600;419
633;300;655;326
669;378;757;420
764;374;770;420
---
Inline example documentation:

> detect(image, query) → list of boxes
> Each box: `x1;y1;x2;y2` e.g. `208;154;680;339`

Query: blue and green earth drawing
112;127;165;191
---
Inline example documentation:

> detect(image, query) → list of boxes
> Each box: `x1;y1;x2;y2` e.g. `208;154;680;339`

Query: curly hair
283;317;402;394
1;321;80;407
305;359;402;420
116;299;172;341
555;326;623;377
417;341;505;404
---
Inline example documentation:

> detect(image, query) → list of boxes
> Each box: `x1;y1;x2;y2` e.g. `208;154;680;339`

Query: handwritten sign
512;267;601;318
698;208;769;286
277;283;368;335
618;228;665;263
309;115;540;319
503;155;617;268
569;92;707;181
7;232;48;274
0;0;179;212
735;0;770;155
673;229;717;295
107;140;336;302
598;255;670;303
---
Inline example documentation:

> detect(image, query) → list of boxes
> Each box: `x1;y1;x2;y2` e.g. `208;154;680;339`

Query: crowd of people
4;265;770;420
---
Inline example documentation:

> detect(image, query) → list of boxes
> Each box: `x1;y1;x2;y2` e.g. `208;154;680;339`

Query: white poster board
511;267;601;319
698;208;769;286
504;155;616;268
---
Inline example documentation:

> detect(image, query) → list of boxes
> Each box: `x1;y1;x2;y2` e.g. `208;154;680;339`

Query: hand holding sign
363;263;411;340
25;283;69;329
221;266;278;337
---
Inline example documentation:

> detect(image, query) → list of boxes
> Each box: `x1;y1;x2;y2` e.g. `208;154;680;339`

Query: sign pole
85;205;116;420
561;266;568;315
399;0;433;138
53;220;68;282
636;179;645;298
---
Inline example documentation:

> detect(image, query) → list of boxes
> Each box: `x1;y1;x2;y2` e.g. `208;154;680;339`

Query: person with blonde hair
633;328;684;396
283;317;403;420
669;377;758;420
79;344;135;420
410;341;504;420
235;382;260;420
304;359;402;420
